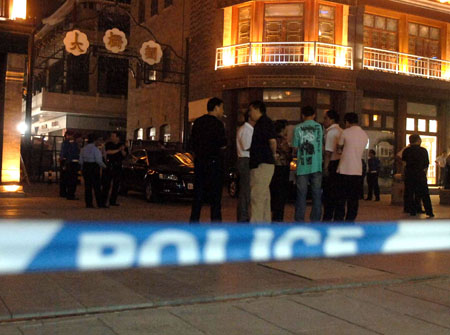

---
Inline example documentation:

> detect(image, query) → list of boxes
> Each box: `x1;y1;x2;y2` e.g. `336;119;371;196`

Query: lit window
406;118;415;131
373;114;381;128
418;119;426;132
429;120;437;133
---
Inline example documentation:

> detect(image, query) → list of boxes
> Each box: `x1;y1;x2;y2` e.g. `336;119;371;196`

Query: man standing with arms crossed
236;111;254;222
249;100;277;223
335;112;368;222
293;106;323;222
322;109;343;221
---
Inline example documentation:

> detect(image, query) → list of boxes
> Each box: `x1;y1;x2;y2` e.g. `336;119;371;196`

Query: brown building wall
126;0;190;142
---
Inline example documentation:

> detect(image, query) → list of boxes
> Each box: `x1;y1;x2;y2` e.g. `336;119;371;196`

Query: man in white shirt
322;110;343;221
236;112;255;222
335;112;368;222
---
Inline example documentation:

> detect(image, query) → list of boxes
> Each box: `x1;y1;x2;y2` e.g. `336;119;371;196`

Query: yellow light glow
1;163;20;183
250;44;262;64
222;47;236;67
373;115;378;121
336;47;348;67
3;185;21;192
10;0;27;19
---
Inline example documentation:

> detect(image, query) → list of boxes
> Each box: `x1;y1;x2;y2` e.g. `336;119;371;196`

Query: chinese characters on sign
140;40;163;65
63;30;90;56
103;28;128;53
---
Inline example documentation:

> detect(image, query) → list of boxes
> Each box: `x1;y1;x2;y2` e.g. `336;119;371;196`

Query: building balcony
26;88;127;119
215;42;353;70
363;47;450;81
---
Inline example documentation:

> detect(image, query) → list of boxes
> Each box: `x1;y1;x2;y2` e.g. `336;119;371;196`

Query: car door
132;150;150;191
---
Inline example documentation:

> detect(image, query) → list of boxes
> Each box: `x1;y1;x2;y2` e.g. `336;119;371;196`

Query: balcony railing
215;42;353;70
364;47;450;81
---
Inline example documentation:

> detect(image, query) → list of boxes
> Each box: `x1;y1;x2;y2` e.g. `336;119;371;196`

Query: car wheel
228;180;239;198
144;181;161;202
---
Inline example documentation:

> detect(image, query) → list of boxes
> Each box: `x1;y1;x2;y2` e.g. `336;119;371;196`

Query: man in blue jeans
293;106;323;222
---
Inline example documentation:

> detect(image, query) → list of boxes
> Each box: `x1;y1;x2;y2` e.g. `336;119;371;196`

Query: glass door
405;132;437;185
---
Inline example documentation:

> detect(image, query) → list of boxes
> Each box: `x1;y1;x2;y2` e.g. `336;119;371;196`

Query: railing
215;42;353;70
364;47;450;81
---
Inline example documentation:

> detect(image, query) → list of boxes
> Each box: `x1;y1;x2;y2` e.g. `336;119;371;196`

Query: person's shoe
364;198;372;201
86;205;94;208
109;203;120;206
98;204;109;208
375;198;380;201
416;209;425;214
426;213;435;218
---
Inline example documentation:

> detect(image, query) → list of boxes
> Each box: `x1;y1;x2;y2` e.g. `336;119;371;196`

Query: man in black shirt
402;134;434;218
190;97;227;222
102;131;127;206
249;100;277;222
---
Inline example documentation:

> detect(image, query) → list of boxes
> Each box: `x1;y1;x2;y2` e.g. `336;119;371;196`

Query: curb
1;274;447;324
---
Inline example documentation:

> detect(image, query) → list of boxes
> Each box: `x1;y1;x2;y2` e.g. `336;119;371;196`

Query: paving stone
261;259;391;281
20;317;116;335
425;277;450;291
341;252;450;277
342;286;450;316
290;291;450;335
234;296;373;334
0;273;85;318
171;301;292;335
387;282;450;307
0;325;22;335
100;308;204;335
47;271;150;309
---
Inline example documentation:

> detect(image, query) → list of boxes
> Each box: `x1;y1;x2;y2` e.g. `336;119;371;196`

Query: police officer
80;134;107;208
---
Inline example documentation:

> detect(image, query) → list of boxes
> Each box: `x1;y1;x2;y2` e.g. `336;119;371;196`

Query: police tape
0;220;449;274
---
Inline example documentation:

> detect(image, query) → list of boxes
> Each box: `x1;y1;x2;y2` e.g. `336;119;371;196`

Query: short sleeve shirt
337;126;368;176
293;120;323;175
249;115;277;169
325;124;343;161
236;122;254;158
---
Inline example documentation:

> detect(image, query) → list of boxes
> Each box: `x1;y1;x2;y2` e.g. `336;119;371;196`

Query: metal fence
363;47;450;81
215;42;353;70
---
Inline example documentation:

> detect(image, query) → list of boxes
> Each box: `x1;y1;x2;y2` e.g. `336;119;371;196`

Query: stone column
0;53;26;195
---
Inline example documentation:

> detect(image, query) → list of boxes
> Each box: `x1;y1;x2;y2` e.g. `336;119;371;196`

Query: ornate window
408;23;440;58
364;14;398;51
318;5;335;44
263;3;304;42
237;6;252;44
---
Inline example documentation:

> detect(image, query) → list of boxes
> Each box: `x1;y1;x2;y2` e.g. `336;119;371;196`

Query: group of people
60;131;127;209
190;97;435;223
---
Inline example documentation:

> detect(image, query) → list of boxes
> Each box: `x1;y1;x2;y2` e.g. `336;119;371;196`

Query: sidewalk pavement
0;184;448;334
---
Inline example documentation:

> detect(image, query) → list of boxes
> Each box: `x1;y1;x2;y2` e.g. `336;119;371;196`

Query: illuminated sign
63;30;90;56
103;28;128;53
140;40;163;65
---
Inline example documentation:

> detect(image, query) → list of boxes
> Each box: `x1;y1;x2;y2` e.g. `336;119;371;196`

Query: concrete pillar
0;53;25;194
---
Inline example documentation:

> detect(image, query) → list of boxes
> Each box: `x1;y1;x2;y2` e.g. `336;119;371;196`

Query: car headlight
159;173;178;181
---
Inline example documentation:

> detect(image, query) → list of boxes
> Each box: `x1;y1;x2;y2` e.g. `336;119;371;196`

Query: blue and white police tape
0;220;449;274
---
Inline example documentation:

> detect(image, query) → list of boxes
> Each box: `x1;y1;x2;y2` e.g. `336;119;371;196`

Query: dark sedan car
121;149;195;202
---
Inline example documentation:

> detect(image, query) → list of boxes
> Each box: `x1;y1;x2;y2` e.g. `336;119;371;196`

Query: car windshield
147;151;193;167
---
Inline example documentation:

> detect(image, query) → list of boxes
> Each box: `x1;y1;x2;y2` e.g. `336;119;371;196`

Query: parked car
121;149;195;202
